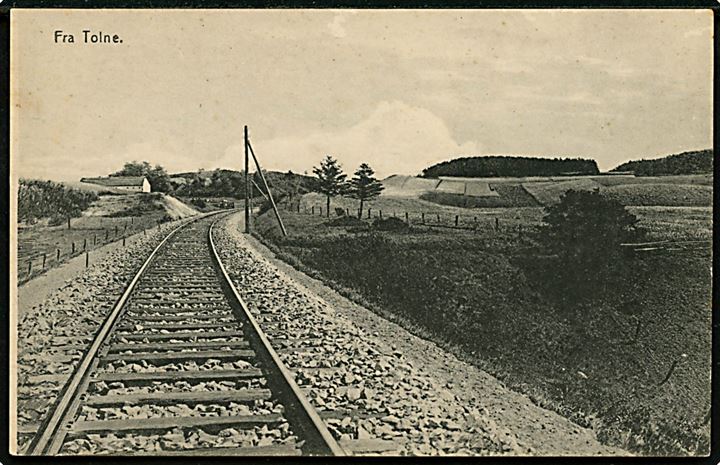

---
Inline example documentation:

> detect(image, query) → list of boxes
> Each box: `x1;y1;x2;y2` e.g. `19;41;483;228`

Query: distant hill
611;149;713;176
421;156;599;178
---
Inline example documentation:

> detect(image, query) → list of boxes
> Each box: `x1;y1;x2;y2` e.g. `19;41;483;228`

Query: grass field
389;174;713;208
253;195;711;456
17;193;198;282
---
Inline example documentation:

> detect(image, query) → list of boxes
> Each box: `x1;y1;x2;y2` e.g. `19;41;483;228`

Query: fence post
297;204;300;213
405;212;409;224
455;215;459;227
115;225;118;236
367;208;371;219
85;251;89;268
346;208;350;216
122;237;126;247
319;207;323;216
71;242;75;254
93;234;97;245
421;212;425;224
42;253;47;269
67;217;71;229
105;229;109;241
495;217;500;232
83;238;87;250
56;248;60;260
379;210;383;219
143;229;147;236
27;261;32;275
131;217;134;224
436;213;440;223
312;206;315;215
124;224;128;232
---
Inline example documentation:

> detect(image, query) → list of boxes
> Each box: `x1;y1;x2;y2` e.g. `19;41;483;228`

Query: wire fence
17;218;177;284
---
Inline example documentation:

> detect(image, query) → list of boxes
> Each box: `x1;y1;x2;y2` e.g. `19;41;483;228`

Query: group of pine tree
312;156;384;218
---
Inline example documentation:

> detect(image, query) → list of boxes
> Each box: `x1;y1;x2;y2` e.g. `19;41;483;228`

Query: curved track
27;212;344;456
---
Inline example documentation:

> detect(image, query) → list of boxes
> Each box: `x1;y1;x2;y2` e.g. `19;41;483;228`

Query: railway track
27;212;344;456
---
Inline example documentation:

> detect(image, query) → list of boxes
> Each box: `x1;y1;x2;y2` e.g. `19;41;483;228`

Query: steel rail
27;212;221;455
208;218;346;456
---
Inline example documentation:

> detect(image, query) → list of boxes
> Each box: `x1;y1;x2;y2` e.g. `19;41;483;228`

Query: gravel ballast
215;212;625;456
14;218;195;454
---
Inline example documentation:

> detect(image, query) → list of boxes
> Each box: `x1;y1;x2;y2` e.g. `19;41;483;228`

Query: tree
348;163;384;218
534;189;646;312
148;164;172;193
312;155;348;217
112;161;172;193
113;161;151;177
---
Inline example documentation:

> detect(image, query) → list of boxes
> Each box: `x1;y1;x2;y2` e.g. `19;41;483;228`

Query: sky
11;9;713;181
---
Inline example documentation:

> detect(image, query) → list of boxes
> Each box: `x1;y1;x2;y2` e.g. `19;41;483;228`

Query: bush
372;217;410;232
190;197;207;209
18;179;98;223
258;199;273;215
531;189;646;310
106;194;163;217
325;216;367;228
335;207;346;217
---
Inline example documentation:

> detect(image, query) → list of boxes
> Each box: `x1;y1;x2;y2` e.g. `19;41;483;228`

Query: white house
80;176;151;193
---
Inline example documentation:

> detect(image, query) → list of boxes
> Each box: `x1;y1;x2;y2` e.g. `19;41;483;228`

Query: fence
284;202;712;255
289;202;532;237
17;218;174;283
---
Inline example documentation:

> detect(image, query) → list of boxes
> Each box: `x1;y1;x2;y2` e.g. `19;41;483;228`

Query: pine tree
312;156;348;217
349;163;384;218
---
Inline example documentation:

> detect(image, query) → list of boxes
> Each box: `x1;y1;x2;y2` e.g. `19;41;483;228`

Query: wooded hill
611;149;713;176
169;169;318;198
421;156;599;178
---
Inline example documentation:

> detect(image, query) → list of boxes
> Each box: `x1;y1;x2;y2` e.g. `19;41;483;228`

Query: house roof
81;176;148;187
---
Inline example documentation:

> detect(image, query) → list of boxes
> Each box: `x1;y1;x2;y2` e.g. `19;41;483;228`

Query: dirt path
225;212;627;456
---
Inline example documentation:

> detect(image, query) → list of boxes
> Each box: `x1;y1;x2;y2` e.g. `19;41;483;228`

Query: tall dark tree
349;163;384;218
312;155;348;217
534;189;646;313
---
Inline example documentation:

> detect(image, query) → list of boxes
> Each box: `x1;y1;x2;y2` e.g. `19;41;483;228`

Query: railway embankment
215;212;622;456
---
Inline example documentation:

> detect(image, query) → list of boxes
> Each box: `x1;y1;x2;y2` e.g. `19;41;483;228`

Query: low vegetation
601;184;712;207
105;193;167;217
420;185;538;208
18;179;99;225
253;191;710;456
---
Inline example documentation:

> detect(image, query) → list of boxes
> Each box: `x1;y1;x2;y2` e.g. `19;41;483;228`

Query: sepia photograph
9;8;713;457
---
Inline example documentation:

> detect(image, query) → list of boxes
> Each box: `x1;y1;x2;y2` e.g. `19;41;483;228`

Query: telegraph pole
244;125;250;233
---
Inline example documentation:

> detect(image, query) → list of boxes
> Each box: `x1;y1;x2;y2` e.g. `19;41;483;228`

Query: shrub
18;179;98;223
372;217;410;232
190;197;207;209
325;216;367;228
532;189;646;311
335;207;346;217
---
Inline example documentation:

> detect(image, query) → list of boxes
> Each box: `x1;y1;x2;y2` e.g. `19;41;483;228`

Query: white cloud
220;101;480;178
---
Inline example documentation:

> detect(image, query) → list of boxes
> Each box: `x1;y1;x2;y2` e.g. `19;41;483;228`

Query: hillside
611;149;712;176
422;156;599;178
169;169;317;199
252;201;711;456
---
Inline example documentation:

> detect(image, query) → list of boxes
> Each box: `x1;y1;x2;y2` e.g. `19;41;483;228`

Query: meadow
17;193;197;283
253;177;712;456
